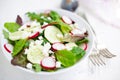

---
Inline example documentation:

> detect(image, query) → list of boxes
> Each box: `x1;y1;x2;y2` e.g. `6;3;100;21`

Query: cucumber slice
9;31;30;41
27;46;44;64
44;26;63;43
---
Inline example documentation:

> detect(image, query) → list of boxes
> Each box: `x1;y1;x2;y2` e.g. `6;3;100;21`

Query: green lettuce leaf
4;22;20;32
71;47;85;60
3;30;16;45
55;47;86;67
3;30;9;39
12;39;27;57
75;38;89;46
55;49;76;67
49;11;72;34
32;64;41;72
60;22;72;34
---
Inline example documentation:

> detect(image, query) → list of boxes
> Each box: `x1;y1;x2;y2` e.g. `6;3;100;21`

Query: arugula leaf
27;11;72;34
49;11;61;20
75;38;89;46
71;47;85;60
55;50;76;67
4;22;20;32
32;64;41;72
12;39;27;57
49;11;72;34
26;12;52;24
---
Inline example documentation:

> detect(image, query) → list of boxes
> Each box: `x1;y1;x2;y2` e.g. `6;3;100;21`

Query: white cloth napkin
77;0;120;30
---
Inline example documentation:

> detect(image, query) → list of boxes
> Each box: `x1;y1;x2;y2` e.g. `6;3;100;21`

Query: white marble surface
0;0;120;80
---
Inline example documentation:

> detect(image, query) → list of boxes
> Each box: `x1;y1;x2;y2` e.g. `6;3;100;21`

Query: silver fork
82;14;116;66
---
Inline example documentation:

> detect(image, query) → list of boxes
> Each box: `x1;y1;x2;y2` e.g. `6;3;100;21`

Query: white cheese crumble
42;22;48;26
48;50;54;54
26;63;32;69
47;17;52;20
31;21;40;28
42;43;51;57
41;16;45;19
38;36;43;40
56;61;62;68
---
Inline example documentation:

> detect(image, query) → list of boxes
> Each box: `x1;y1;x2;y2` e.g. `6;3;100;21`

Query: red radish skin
41;24;52;29
80;43;88;50
28;32;40;39
41;22;57;29
4;43;13;53
51;42;66;51
41;57;56;70
61;16;72;24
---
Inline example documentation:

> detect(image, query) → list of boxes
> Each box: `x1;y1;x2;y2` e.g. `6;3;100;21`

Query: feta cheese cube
26;63;33;69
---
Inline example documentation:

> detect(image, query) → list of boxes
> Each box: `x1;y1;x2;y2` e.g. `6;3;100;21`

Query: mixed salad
3;10;89;72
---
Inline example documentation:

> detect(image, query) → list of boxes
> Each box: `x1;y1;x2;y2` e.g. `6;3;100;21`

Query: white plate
0;9;94;80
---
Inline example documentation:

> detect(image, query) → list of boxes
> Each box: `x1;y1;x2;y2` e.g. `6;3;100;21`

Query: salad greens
71;47;85;60
27;11;72;34
12;39;27;57
55;49;76;67
3;30;9;39
11;51;28;67
3;10;89;72
76;38;89;46
32;64;42;72
55;46;85;67
4;22;20;32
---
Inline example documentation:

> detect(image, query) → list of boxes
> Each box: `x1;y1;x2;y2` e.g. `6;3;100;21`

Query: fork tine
96;54;106;65
94;54;103;66
89;55;97;66
89;54;101;66
99;50;113;58
104;48;116;57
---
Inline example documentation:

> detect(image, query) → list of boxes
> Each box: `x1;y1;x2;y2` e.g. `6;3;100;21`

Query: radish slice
41;22;57;29
41;57;56;70
41;24;52;29
61;16;72;24
80;43;88;50
28;32;39;39
4;43;13;53
70;28;85;37
52;42;66;51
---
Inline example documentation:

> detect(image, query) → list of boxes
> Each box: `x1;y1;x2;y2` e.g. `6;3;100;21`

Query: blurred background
0;0;120;80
